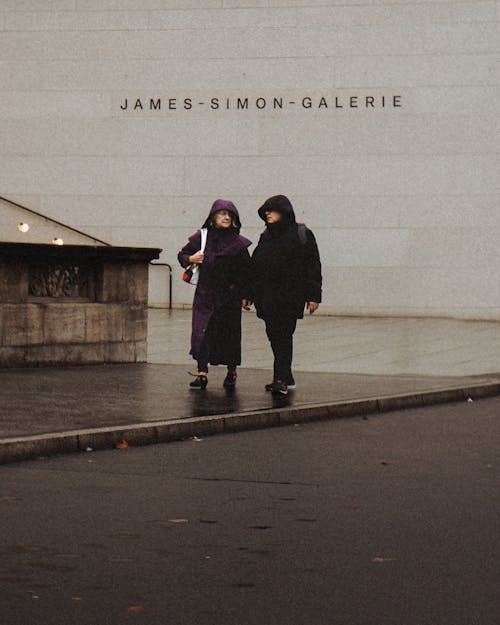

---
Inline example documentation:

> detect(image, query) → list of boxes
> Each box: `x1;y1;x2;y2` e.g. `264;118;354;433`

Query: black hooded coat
250;195;322;320
178;200;252;365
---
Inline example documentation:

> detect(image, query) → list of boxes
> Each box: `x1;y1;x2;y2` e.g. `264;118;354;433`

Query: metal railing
149;262;172;310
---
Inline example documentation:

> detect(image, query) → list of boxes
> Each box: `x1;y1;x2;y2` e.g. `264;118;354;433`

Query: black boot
189;373;208;390
223;368;237;389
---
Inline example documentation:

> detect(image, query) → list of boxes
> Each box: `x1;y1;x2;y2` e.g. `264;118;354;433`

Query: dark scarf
265;219;294;238
203;226;250;269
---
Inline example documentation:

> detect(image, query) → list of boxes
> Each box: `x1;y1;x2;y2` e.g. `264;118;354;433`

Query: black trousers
264;316;297;383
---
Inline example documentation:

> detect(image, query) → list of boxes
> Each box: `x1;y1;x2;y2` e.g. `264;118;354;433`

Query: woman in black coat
245;195;322;395
178;199;251;389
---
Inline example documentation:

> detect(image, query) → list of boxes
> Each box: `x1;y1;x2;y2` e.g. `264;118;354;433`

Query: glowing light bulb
18;222;30;233
52;237;64;246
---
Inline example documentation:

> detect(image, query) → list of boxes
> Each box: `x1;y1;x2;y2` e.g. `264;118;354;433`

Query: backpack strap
297;223;307;245
260;223;308;244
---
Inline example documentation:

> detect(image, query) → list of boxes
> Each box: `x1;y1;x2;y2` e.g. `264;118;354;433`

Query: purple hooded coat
178;200;252;365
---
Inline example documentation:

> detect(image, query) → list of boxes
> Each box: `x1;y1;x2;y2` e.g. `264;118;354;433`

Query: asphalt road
1;397;499;625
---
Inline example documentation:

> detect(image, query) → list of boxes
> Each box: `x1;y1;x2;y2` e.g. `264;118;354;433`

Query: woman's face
265;210;283;224
213;209;233;228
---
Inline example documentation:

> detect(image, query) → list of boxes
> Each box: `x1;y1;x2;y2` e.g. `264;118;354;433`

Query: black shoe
189;374;208;390
223;371;237;388
270;380;288;396
266;378;295;391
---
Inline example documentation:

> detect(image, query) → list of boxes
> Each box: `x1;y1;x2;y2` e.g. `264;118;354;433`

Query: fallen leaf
163;518;189;524
116;440;129;449
71;597;82;602
0;496;19;503
110;532;142;540
371;556;396;563
127;605;145;614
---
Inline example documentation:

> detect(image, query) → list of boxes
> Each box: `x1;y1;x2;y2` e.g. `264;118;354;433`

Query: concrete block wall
0;243;158;367
0;1;499;318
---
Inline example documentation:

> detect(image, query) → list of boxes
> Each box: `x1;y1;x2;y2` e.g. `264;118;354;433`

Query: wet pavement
2;363;497;439
0;309;499;460
149;309;500;377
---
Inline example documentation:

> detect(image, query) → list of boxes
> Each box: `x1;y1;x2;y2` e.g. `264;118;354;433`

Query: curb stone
1;381;500;465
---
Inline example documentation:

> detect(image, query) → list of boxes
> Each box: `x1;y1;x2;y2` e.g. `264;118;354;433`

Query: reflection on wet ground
186;385;291;418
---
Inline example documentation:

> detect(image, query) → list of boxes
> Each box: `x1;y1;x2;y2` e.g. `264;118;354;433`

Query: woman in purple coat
178;199;252;389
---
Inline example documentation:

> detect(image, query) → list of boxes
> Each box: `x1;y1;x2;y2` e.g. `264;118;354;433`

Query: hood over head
202;199;241;231
257;195;296;224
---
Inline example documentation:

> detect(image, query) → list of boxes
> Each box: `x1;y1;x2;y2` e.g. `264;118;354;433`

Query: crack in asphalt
187;476;319;487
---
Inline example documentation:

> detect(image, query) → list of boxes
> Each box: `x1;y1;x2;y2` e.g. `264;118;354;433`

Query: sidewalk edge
1;381;499;465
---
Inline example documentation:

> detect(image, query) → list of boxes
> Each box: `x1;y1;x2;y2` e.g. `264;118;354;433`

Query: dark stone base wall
0;242;160;368
0;302;147;367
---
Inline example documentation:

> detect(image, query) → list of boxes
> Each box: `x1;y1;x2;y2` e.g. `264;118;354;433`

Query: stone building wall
0;1;499;318
0;243;159;367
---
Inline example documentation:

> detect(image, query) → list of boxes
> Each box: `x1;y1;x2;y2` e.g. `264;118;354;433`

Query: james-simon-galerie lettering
120;94;403;112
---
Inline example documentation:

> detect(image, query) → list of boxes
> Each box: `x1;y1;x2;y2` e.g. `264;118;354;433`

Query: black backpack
261;222;308;244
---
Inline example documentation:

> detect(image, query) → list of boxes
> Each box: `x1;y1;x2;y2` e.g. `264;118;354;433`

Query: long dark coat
250;196;322;320
178;216;251;365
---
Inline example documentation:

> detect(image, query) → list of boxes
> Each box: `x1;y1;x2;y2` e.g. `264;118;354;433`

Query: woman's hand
189;252;205;264
307;302;319;314
242;299;252;311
